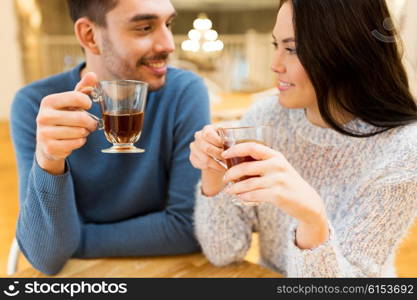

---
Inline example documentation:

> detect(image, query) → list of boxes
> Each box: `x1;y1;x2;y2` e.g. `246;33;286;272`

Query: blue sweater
10;63;210;275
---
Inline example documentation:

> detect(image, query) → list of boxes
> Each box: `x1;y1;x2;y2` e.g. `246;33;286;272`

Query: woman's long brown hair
280;0;417;137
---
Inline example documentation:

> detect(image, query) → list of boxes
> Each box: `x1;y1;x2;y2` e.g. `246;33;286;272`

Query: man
10;0;210;275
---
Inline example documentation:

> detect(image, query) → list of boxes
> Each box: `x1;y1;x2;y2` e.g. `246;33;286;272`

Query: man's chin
125;70;167;91
146;77;167;91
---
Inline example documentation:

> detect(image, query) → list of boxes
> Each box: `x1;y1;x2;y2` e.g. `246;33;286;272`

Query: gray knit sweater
194;95;417;277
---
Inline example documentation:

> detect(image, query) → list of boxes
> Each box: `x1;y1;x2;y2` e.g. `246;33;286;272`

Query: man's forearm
77;210;200;258
17;160;81;275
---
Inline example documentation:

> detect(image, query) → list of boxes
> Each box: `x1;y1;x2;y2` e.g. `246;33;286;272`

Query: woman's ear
74;17;101;55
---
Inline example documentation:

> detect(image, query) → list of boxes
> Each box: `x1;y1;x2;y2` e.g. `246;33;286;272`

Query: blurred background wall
0;0;23;121
1;0;416;122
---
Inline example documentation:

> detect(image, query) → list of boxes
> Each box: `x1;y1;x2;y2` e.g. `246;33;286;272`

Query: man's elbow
171;230;201;254
16;236;67;275
182;238;201;254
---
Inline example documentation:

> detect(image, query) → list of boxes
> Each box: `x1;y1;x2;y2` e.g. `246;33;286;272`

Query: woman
190;0;417;277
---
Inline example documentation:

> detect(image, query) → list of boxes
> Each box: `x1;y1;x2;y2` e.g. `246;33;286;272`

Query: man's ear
74;17;101;55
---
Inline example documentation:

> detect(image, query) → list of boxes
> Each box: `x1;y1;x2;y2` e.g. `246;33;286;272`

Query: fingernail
81;86;94;93
238;194;248;201
222;150;229;158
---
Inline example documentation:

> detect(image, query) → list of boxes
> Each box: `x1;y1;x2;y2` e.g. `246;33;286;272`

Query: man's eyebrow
272;34;295;43
128;12;177;23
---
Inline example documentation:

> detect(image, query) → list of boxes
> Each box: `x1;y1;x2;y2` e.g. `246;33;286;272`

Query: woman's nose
271;52;286;74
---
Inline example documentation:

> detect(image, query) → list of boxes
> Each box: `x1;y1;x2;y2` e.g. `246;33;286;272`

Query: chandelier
181;13;224;54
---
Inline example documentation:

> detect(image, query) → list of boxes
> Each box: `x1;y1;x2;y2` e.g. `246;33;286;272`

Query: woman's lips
277;80;295;92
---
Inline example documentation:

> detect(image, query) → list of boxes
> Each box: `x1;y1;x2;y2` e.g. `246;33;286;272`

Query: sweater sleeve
10;89;82;275
194;184;258;266
75;78;211;259
285;175;417;277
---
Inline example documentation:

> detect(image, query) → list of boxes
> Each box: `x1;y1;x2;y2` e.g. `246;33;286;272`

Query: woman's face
271;2;317;110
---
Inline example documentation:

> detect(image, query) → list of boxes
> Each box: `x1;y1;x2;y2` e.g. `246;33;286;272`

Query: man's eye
166;21;174;28
272;41;278;49
136;26;152;32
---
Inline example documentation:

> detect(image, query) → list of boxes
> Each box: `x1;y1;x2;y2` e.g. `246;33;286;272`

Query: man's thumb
74;72;98;93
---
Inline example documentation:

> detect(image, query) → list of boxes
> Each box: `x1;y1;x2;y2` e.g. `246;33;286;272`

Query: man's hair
66;0;119;26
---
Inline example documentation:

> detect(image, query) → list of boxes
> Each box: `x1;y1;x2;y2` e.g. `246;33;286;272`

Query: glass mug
218;125;273;206
86;80;148;153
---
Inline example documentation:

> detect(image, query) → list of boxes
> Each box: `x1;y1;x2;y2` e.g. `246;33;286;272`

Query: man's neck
79;62;116;82
80;65;89;79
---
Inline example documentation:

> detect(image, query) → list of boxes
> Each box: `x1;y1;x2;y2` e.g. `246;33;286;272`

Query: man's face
96;0;176;91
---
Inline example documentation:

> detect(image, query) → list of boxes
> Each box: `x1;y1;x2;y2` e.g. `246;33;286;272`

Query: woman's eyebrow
282;38;295;43
272;34;295;43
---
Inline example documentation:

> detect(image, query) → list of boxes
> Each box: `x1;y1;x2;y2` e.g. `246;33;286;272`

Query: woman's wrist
295;215;329;250
201;169;226;197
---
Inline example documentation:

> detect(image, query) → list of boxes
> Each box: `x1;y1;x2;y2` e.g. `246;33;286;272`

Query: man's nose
154;27;175;53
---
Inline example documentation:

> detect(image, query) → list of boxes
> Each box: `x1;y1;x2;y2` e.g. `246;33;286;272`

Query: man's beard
101;33;170;84
101;37;138;80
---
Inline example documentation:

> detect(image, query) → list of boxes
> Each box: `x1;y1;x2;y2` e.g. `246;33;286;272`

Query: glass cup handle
213;157;227;169
214;127;227;169
79;87;104;131
87;112;104;131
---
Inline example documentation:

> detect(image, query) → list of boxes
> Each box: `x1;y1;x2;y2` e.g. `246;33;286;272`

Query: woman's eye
272;42;278;49
286;48;297;54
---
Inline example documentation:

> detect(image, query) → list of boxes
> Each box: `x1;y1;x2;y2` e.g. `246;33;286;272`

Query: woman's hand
223;142;329;249
189;125;227;196
189;125;225;173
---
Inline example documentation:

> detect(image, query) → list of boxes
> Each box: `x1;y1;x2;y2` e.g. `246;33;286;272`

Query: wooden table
12;253;281;278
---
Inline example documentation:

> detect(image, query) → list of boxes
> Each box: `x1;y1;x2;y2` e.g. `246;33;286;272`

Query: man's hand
35;72;98;175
